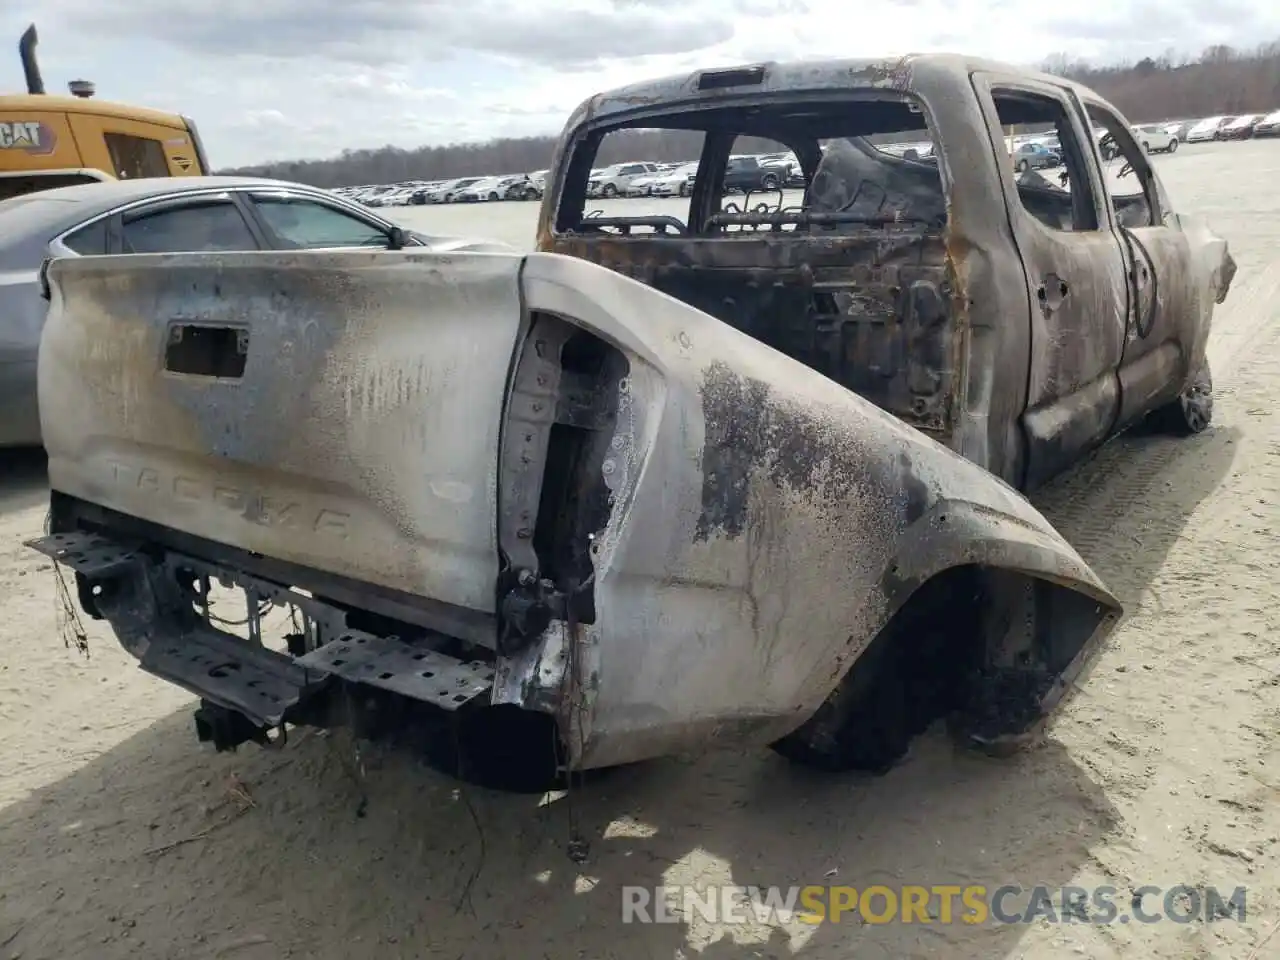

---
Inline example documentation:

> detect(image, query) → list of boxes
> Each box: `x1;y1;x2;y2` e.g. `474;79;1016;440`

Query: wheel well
773;564;1110;772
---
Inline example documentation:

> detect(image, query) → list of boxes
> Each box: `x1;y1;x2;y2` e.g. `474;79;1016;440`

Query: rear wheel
761;172;780;190
678;182;688;197
1168;138;1179;153
602;183;617;198
772;567;989;774
1017;158;1030;173
1141;141;1150;153
1154;362;1213;435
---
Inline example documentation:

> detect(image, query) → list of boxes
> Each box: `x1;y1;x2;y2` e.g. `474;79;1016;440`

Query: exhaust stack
19;24;45;95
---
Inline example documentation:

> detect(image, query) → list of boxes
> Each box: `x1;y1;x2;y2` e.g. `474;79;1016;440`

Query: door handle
1036;276;1070;310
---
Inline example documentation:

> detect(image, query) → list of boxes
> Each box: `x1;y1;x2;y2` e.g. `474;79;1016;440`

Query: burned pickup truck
28;56;1233;779
542;56;1236;491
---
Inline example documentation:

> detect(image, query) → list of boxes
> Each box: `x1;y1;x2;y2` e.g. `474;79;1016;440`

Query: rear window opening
553;94;946;239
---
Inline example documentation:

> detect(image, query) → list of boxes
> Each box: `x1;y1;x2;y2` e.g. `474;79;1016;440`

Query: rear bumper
27;523;496;735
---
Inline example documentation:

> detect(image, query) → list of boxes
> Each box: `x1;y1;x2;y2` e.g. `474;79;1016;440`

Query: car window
62;218;108;255
1085;103;1161;228
989;88;1100;234
121;201;259;253
251;195;388;249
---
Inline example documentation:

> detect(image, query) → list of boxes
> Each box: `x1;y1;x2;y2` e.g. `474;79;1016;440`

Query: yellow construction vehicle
1;24;210;200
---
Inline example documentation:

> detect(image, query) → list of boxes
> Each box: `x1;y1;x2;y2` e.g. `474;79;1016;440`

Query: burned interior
549;91;959;435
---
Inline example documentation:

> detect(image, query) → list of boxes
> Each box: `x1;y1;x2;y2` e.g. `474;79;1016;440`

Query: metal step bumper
27;530;497;729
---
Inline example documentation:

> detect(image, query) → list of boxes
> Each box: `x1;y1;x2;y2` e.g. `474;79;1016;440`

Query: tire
602;183;617;198
1017;158;1030;173
771;566;989;774
1153;362;1213;436
1141;141;1150;153
678;182;688;197
761;173;779;190
1168;138;1179;153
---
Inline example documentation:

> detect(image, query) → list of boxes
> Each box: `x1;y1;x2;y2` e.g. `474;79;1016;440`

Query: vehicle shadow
1031;419;1241;605
0;707;1117;960
0;425;1234;960
0;446;48;516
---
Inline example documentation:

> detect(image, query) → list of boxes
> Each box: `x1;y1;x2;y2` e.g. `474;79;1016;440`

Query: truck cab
537;54;1235;493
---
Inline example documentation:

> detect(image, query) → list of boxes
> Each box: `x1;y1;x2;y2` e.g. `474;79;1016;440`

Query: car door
971;72;1130;491
242;191;397;250
1080;97;1199;429
111;193;266;254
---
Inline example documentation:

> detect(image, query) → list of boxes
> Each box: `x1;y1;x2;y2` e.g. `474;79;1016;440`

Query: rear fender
877;498;1121;745
496;253;1122;769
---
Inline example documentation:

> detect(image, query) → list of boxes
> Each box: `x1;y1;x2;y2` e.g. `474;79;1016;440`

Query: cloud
27;0;733;67
4;0;1280;166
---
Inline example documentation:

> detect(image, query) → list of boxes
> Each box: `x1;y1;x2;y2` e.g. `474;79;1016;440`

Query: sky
4;0;1279;168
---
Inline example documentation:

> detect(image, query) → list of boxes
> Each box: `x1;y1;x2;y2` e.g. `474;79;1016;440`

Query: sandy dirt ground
1;140;1279;960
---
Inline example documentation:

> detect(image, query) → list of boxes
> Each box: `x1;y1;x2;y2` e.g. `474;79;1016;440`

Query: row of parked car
328;108;1280;210
334;151;808;208
335;171;550;208
997;109;1280;174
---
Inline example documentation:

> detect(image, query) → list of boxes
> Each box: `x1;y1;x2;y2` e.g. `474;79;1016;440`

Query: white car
1186;117;1228;143
522;169;549;200
624;172;665;197
758;151;800;176
1131;124;1179;153
647;162;699;197
454;176;522;202
587;162;662;198
1253;109;1280;138
425;177;484;203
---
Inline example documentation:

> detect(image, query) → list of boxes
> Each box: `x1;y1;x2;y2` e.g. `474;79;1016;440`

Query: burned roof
562;54;1101;130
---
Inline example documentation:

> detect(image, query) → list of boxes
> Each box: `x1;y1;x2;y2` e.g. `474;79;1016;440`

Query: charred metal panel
516;252;1119;770
495;311;629;646
40;251;528;639
549;233;958;435
39;246;1122;772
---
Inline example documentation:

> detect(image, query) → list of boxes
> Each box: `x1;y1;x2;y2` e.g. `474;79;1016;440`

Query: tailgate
40;250;526;619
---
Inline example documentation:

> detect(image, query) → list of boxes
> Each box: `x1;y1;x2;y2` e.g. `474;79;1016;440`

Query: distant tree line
220;41;1280;188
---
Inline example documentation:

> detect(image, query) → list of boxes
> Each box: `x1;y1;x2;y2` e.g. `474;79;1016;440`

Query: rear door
971;72;1129;490
111;193;266;253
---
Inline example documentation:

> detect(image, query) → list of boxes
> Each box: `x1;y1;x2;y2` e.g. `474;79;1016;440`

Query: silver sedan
0;175;508;448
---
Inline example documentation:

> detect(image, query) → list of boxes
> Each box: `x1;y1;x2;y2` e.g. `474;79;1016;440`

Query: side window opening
121;202;258;253
990;90;1098;233
1085;104;1160;229
104;133;171;179
62;218;108;255
568;128;706;227
251;196;388;249
717;137;799;230
553;95;946;238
